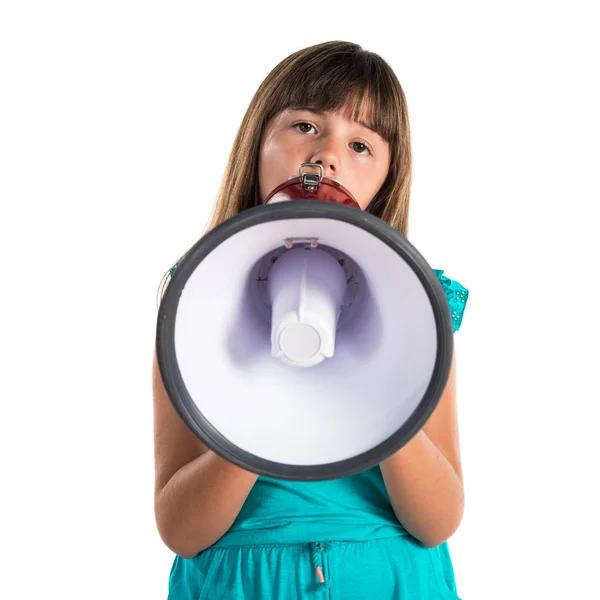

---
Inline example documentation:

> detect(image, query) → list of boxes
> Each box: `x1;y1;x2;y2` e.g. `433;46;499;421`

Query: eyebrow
288;107;379;135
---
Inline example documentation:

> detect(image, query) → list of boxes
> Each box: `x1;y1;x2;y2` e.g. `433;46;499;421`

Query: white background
1;1;598;598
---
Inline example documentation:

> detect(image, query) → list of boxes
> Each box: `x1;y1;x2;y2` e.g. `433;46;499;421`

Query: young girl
153;40;469;599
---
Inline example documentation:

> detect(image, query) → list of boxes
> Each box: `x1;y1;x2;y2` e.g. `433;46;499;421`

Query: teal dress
167;269;469;599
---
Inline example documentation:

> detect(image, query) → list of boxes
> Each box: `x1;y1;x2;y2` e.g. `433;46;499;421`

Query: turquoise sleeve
432;269;469;333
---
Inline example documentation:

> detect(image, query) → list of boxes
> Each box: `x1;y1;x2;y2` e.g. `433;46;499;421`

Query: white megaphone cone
156;163;454;481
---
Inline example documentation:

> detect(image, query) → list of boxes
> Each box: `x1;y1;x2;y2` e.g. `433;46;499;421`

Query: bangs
265;49;400;143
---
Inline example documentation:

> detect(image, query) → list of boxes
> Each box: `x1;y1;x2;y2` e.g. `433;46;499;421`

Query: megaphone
156;164;454;481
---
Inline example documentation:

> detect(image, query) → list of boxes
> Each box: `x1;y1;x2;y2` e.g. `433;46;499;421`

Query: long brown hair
157;41;412;306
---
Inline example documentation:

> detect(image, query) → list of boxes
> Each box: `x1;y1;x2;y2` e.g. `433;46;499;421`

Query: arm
152;351;259;558
379;351;464;548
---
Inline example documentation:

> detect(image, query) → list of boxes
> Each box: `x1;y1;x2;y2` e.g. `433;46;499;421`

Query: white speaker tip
274;322;328;367
268;247;346;369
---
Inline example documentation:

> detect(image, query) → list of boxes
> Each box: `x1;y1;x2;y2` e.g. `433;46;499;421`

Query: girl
153;40;469;599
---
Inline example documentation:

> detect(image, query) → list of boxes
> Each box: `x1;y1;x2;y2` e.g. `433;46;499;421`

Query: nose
310;136;343;176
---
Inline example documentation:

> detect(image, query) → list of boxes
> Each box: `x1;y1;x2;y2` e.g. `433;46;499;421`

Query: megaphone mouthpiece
264;164;360;209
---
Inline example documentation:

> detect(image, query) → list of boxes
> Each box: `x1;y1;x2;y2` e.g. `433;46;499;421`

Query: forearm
155;451;258;558
379;429;464;548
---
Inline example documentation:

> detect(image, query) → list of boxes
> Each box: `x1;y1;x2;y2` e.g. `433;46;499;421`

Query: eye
352;141;371;155
293;122;317;134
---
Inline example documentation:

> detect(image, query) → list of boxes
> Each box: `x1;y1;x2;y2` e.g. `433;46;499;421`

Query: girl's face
258;107;391;210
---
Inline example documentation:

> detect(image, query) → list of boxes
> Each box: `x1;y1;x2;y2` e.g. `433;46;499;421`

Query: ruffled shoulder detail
432;269;469;333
